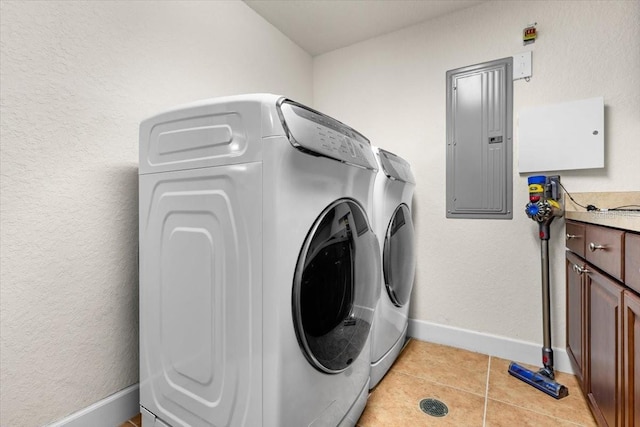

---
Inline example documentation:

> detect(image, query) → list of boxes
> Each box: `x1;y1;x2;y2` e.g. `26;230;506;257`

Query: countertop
564;191;640;232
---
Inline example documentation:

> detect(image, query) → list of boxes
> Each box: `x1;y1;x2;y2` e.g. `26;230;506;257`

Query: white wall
0;1;311;426
314;0;639;349
3;1;639;424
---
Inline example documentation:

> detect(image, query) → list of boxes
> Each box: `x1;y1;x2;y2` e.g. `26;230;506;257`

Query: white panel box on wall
518;97;604;173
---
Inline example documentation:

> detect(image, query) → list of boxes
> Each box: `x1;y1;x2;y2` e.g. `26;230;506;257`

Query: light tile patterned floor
121;413;141;427
123;339;596;427
359;339;597;427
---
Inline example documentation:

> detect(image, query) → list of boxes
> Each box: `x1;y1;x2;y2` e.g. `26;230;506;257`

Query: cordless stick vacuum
508;175;569;399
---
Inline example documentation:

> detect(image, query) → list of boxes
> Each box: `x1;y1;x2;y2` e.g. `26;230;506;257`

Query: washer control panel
279;100;378;171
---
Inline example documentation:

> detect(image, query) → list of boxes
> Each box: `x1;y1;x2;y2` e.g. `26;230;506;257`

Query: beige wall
314;0;639;345
3;0;639;425
0;1;312;425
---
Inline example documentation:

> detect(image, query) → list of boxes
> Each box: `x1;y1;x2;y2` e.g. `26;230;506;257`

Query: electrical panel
446;57;514;219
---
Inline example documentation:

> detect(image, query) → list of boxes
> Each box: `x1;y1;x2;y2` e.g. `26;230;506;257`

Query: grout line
390;369;487;399
482;356;491;427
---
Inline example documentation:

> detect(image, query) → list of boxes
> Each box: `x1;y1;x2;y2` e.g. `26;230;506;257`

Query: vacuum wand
539;223;555;378
508;175;568;399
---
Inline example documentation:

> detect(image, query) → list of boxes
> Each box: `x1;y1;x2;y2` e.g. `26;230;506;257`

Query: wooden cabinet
566;220;640;427
585;267;623;427
626;233;640;294
585;225;624;281
623;290;640;427
566;251;586;389
566;221;587;257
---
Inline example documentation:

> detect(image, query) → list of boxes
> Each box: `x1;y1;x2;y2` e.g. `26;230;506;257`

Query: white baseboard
407;318;575;375
47;383;139;427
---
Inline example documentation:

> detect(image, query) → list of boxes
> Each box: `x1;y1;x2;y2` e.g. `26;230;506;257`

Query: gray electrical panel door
446;57;513;219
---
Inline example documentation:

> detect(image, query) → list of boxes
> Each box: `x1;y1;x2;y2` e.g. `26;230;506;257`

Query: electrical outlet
513;51;532;80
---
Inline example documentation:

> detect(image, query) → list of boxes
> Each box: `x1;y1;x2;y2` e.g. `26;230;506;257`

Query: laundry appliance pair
138;94;415;427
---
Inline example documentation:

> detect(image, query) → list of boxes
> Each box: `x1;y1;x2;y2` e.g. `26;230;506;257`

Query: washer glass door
293;199;379;373
383;204;415;307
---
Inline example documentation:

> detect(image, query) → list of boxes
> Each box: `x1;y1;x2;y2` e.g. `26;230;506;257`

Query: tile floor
359;339;596;426
121;413;141;427
123;339;597;427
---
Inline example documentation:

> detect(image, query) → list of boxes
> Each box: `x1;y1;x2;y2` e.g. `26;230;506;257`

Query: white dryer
369;147;416;390
138;94;381;427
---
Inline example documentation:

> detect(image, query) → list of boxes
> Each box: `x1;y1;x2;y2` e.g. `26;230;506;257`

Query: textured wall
314;1;640;346
0;1;312;425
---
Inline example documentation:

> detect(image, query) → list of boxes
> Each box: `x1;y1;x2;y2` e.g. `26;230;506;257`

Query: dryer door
383;204;416;307
293;199;380;374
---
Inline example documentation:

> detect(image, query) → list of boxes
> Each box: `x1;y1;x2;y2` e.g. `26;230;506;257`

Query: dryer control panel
378;148;415;184
278;100;378;171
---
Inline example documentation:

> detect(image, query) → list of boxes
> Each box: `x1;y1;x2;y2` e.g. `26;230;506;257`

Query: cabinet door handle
572;264;590;275
589;242;606;252
566;233;580;240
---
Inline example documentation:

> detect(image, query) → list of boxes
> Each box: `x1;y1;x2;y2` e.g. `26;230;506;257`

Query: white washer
138;94;381;427
369;147;416;390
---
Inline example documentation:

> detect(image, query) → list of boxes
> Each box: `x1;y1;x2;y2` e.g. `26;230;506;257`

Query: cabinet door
586;267;623;427
625;233;640;294
566;221;586;258
566;251;586;388
623;290;640;427
585;225;624;282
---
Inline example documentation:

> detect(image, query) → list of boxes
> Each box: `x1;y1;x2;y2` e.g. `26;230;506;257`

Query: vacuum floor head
508;362;569;399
